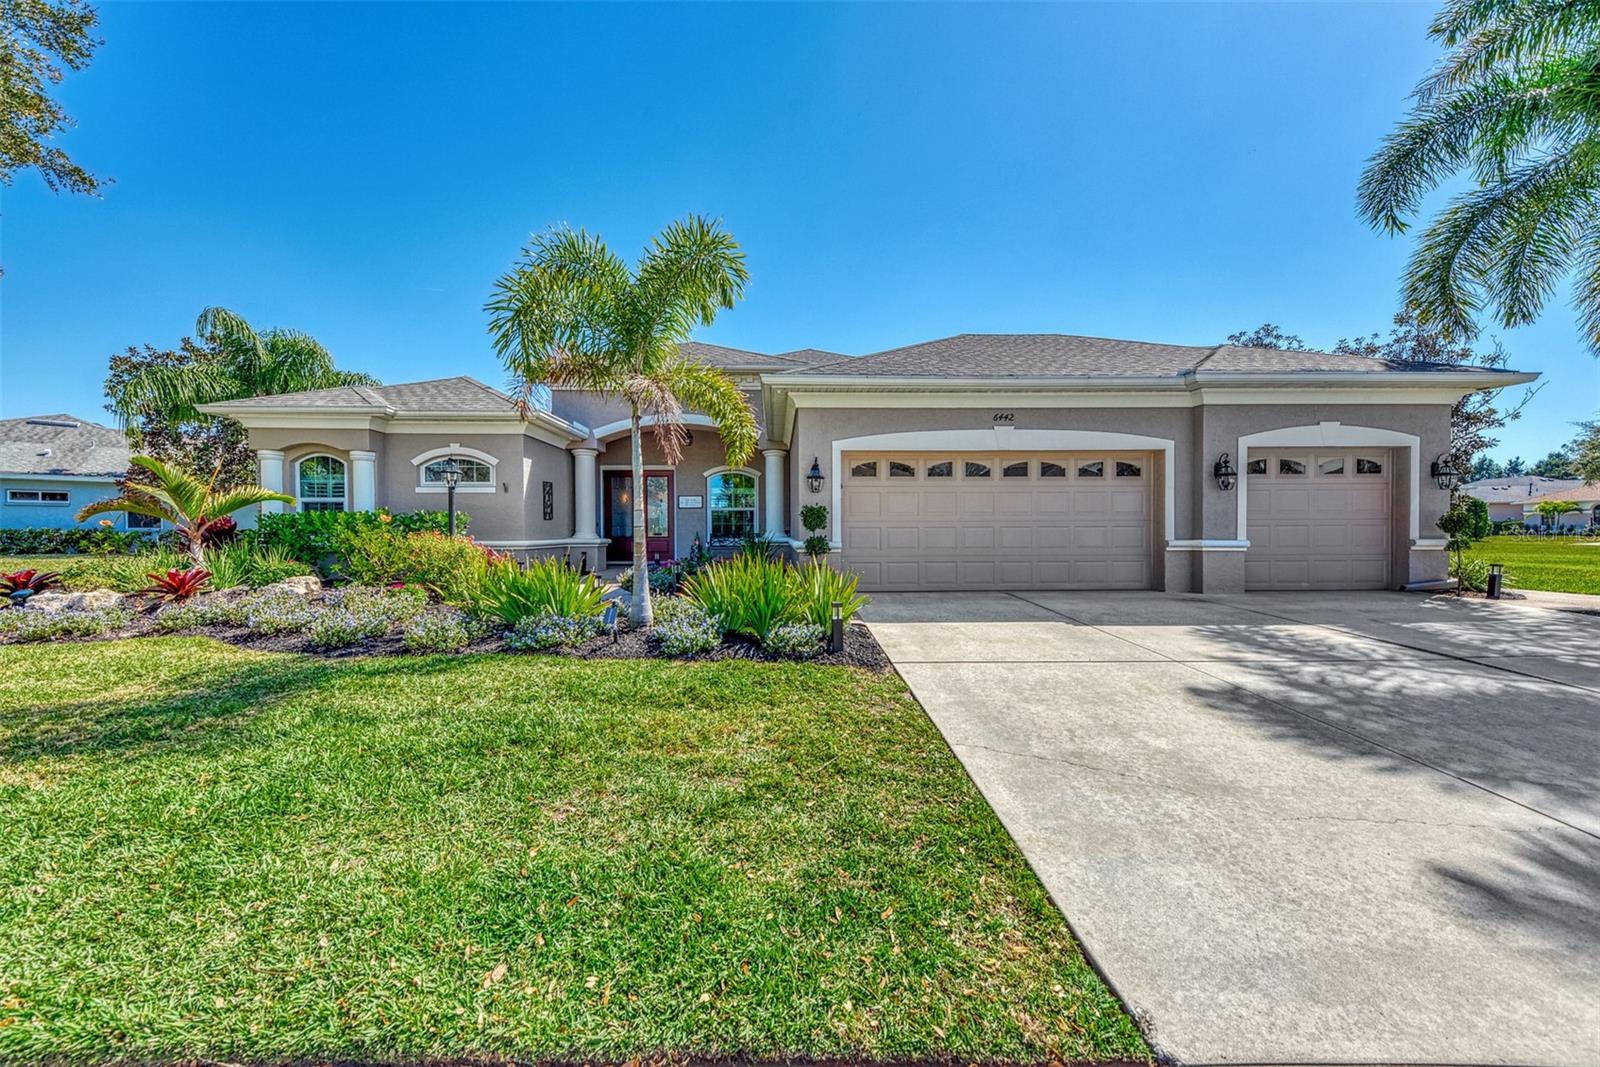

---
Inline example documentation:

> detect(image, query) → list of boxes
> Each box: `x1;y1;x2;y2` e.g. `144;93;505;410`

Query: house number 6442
992;412;1015;423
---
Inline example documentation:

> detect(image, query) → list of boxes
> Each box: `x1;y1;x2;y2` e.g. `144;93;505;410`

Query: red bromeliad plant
0;569;63;594
139;567;212;601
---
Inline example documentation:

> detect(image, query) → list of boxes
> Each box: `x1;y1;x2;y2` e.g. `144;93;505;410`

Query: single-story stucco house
0;414;159;532
199;333;1536;593
1521;481;1600;529
1460;475;1586;523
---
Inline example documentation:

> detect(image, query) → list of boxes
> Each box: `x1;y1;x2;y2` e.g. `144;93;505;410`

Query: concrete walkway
864;590;1600;1066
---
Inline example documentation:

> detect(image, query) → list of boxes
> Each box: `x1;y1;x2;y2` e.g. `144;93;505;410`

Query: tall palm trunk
630;408;653;626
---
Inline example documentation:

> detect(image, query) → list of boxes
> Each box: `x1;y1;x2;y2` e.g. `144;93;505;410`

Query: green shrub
393;533;489;604
0;607;131;642
0;527;151;555
152;597;244;632
471;558;608;625
198;543;313;590
735;533;785;562
762;621;824;658
503;613;600;651
305;588;422;648
802;535;831;559
334;522;411;585
650;601;722;656
240;589;319;634
682;555;803;642
84;550;192;593
402;610;480;653
258;509;467;567
800;503;829;536
1452;556;1517;593
799;559;870;629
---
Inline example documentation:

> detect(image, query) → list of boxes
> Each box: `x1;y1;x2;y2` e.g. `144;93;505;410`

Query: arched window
707;470;757;543
420;456;493;488
296;454;347;512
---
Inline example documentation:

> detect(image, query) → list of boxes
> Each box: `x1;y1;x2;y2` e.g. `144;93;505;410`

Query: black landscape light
829;600;844;653
1487;562;1504;599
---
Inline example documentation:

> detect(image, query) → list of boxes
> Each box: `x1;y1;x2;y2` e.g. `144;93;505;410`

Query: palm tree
77;456;294;565
1358;0;1600;355
486;216;759;625
1533;499;1580;528
107;307;379;427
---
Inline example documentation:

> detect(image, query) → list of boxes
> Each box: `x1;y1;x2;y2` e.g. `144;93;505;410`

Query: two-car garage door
840;451;1154;590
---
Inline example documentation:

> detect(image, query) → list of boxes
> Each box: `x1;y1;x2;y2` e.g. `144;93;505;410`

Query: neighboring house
200;333;1534;593
1460;475;1585;523
1521;482;1600;529
0;414;156;532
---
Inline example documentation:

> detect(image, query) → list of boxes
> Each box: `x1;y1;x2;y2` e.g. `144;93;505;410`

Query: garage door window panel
963;461;992;478
926;460;953;478
1076;460;1104;478
1317;457;1346;477
888;460;916;478
1115;460;1143;478
1002;461;1030;478
850;460;878;479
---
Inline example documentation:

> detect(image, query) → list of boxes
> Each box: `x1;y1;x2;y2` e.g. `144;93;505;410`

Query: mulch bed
12;594;893;673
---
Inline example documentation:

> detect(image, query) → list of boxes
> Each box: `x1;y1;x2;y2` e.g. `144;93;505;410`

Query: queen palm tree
486;216;759;626
107;307;379;427
1533;499;1580;528
77;456;295;565
1359;0;1600;355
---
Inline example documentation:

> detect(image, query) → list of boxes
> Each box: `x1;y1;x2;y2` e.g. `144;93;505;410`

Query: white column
762;448;787;538
350;450;376;512
572;448;599;539
257;450;285;515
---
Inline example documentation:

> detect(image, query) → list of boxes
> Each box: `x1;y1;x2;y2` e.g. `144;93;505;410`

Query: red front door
604;470;674;564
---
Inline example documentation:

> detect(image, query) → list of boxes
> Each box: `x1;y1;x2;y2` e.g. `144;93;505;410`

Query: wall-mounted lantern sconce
807;458;825;494
1431;454;1462;492
1214;452;1237;492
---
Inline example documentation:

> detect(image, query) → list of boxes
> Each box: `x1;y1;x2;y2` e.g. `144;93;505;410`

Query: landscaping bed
0;638;1147;1063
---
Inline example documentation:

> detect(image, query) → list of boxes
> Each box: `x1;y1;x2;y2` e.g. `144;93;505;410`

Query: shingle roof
0;414;130;478
676;341;837;372
1525;481;1600;505
219;376;519;414
770;348;853;368
777;333;1506;378
1460;477;1585;504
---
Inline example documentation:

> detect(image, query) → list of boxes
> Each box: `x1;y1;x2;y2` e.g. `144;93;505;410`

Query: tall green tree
486;216;759;625
1570;419;1600;481
77;456;294;565
1533;498;1581;527
0;0;105;195
105;307;377;481
1359;0;1600;354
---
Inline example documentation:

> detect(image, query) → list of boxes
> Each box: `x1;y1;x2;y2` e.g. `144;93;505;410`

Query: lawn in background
1463;535;1600;595
0;639;1146;1064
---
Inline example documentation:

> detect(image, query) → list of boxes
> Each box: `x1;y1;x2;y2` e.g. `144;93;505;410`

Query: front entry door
604;470;673;564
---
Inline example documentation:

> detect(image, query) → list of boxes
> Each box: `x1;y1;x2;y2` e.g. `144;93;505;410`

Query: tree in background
1227;307;1535;474
1359;0;1600;355
487;216;758;627
1504;456;1527;476
105;307;377;483
0;0;105;195
1533;499;1580;528
1570;420;1600;482
1529;448;1576;479
1470;454;1504;481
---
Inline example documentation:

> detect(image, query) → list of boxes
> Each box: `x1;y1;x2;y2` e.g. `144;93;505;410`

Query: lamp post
1487;562;1504;599
440;457;463;536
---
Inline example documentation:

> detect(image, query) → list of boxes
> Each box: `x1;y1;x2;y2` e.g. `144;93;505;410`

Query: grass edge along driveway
0;638;1148;1064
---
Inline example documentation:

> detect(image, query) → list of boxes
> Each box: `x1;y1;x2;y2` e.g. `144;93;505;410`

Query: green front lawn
1463;535;1600;595
0;639;1145;1064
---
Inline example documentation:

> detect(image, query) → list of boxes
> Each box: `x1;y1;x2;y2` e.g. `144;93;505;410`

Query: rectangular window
849;460;878;478
1115;460;1142;478
421;457;493;486
1039;461;1066;478
1356;458;1384;475
888;460;916;478
926;460;953;478
1076;460;1104;478
1278;458;1307;476
5;489;69;504
1246;458;1268;475
1002;461;1029;478
963;461;992;478
1317;458;1345;476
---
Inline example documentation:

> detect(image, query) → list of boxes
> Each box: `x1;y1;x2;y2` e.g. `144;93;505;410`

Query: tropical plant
681;555;803;642
139;567;212;602
1534;499;1581;527
106;307;378;435
200;542;313;590
76;456;294;565
486;216;758;626
1358;0;1600;355
0;569;62;594
735;533;784;562
798;560;870;629
257;508;466;569
471;557;609;625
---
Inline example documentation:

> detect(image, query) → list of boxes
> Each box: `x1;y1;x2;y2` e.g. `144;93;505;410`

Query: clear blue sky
5;1;1597;464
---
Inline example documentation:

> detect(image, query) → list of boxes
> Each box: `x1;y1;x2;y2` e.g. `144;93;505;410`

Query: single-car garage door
840;451;1154;590
1244;449;1393;590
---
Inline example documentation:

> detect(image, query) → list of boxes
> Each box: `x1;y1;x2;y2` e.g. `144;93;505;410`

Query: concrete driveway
863;590;1600;1066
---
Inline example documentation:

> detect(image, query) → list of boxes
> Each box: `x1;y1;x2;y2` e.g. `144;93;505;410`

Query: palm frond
632;215;749;362
75;496;173;525
486;227;631;389
661;358;760;468
129;455;210;520
195;306;268;381
206;487;296;517
1424;0;1600;97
